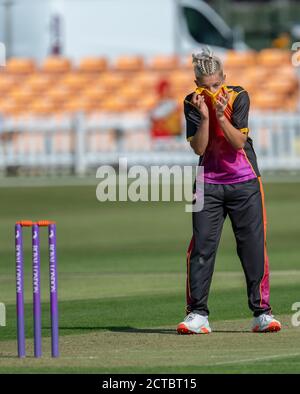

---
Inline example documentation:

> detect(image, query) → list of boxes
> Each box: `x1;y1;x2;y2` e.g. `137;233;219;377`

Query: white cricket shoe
252;313;281;333
177;312;211;335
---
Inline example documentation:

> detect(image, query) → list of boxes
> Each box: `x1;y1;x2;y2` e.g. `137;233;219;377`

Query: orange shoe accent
176;323;210;335
177;323;193;335
200;327;210;334
265;321;281;332
252;322;281;333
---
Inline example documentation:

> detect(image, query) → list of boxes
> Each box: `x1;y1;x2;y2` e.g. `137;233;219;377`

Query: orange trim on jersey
257;176;268;308
224;88;248;133
224;106;232;119
227;88;246;125
229;89;245;108
240;127;249;134
242;148;257;177
186;236;194;303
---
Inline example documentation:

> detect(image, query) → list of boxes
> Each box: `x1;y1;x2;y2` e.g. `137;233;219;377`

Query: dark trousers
186;177;272;317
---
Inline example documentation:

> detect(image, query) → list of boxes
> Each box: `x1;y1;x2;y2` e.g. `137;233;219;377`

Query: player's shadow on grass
58;326;249;334
210;329;249;333
108;327;176;334
58;326;176;334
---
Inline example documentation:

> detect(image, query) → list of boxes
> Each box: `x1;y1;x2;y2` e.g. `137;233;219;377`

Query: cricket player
177;48;281;334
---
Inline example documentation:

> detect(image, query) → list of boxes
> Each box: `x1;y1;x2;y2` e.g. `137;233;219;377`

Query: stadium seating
24;74;54;92
223;50;257;68
148;55;180;71
6;58;36;74
133;71;160;88
0;50;298;118
41;56;72;73
114;56;144;72
257;48;291;67
78;57;108;73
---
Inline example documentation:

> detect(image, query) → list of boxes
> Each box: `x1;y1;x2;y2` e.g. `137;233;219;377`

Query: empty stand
0;51;298;116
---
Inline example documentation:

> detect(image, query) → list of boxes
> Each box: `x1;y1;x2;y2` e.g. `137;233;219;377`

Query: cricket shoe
177;312;211;335
252;313;281;333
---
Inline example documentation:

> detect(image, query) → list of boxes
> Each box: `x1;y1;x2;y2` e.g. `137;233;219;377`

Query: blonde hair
192;47;223;79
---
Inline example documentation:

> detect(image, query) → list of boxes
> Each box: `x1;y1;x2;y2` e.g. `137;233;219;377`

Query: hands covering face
214;89;230;119
194;85;230;120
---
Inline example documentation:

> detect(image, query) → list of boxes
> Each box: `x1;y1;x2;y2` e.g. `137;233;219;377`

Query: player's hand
215;90;229;120
192;93;209;120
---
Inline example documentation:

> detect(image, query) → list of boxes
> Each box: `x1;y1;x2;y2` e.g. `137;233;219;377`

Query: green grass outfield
0;180;299;373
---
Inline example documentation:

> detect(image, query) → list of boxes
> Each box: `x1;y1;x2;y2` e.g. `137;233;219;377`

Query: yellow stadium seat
23;74;54;93
119;85;144;100
149;55;179;70
78;57;108;73
133;71;160;88
257;49;290;67
168;70;194;88
263;78;296;95
8;87;34;104
47;86;73;104
276;65;298;78
251;92;283;110
243;67;268;83
225;74;249;89
97;72;128;89
223;50;257;68
82;86;108;101
0;75;18;93
60;73;93;91
6;58;36;74
173;86;193;100
286;96;298;112
41;56;72;73
136;95;157;111
0;98;18;115
63;97;97;113
100;97;130;112
30;99;56;114
114;56;144;71
170;82;194;96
